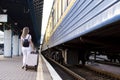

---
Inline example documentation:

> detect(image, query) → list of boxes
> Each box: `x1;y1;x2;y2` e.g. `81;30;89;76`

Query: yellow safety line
36;54;44;80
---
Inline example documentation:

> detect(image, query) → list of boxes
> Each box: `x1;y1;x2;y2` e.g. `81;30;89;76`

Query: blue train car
42;0;120;65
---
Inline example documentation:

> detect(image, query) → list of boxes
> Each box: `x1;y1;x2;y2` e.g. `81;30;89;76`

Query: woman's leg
22;48;27;67
27;49;31;57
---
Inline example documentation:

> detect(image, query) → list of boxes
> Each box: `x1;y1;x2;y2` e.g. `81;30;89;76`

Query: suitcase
25;51;38;71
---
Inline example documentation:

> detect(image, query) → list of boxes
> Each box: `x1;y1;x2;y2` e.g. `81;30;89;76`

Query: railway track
95;60;120;67
67;65;120;80
45;56;120;80
45;56;85;80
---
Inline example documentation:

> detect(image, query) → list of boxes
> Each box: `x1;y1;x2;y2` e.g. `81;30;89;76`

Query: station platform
0;54;62;80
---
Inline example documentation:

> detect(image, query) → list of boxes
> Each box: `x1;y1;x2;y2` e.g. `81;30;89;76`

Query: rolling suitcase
25;51;38;71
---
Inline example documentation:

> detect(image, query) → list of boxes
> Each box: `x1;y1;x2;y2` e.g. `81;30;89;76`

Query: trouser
22;47;31;66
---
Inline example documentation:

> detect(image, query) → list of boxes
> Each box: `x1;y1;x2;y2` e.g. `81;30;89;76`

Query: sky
41;0;54;43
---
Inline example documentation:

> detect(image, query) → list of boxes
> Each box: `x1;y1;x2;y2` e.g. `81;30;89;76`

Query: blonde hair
21;27;29;38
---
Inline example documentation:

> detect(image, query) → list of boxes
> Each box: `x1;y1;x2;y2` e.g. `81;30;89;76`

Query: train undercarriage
42;20;120;65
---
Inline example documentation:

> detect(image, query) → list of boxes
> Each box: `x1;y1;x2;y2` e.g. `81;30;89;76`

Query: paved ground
0;55;37;80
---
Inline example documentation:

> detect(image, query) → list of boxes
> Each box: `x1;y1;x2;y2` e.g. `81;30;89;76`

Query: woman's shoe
22;66;24;69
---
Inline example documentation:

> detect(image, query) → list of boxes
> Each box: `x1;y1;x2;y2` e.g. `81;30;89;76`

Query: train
41;0;120;65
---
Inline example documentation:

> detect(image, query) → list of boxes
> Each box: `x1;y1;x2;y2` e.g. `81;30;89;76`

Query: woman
21;27;34;69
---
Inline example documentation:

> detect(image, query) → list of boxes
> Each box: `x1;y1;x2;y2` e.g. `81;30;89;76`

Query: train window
63;0;68;12
58;0;62;19
68;0;72;4
52;0;74;26
57;1;59;21
62;0;72;12
61;0;63;15
55;3;57;24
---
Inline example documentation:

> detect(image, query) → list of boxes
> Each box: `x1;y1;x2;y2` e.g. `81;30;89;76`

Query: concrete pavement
0;55;37;80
